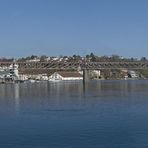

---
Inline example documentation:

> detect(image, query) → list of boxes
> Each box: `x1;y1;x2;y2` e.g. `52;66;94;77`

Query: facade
49;72;83;81
0;63;19;82
0;71;12;79
128;70;139;78
19;74;28;81
26;58;40;63
19;73;48;81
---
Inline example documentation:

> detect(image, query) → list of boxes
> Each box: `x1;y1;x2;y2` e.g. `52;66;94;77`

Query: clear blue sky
0;0;148;58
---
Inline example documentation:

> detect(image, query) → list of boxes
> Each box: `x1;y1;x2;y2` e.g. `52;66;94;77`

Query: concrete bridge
0;61;148;70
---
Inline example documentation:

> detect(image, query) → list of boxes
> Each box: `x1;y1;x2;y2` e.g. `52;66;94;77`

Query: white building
92;70;101;76
19;73;48;81
19;74;28;81
40;74;48;80
128;70;139;78
26;58;40;63
49;72;83;81
9;64;19;78
0;63;19;81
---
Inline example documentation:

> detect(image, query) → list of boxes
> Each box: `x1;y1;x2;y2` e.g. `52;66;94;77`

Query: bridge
0;61;148;70
1;61;148;82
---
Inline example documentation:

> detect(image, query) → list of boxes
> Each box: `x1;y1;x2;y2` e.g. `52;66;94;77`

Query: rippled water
0;80;148;147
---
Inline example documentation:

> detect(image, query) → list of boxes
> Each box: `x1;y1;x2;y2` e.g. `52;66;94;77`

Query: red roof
57;72;83;78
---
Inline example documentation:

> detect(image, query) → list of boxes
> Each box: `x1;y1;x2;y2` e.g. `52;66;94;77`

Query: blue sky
0;0;148;57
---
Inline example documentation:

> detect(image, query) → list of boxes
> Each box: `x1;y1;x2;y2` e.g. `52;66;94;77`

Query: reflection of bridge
1;61;148;70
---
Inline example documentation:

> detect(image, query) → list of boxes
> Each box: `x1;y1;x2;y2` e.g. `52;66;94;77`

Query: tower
9;63;19;79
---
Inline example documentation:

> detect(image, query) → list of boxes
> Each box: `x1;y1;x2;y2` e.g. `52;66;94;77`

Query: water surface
0;80;148;147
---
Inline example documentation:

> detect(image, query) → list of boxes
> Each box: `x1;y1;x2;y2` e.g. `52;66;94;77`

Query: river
0;80;148;147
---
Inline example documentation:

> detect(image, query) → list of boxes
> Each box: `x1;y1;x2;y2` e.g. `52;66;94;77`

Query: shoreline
0;78;148;84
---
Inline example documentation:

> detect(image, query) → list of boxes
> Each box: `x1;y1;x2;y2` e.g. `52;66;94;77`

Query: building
49;72;83;81
18;74;28;81
128;70;139;78
26;58;40;63
0;63;19;82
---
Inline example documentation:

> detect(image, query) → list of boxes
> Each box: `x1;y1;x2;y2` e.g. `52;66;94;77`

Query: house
19;74;28;81
128;70;139;78
49;72;83;81
0;70;12;79
40;74;48;80
92;70;101;79
26;58;40;63
19;73;49;81
0;63;19;82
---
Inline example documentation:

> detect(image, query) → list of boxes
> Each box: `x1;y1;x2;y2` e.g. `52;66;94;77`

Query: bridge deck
0;61;148;70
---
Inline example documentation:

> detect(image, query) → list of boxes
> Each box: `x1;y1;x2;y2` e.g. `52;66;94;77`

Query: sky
0;0;148;58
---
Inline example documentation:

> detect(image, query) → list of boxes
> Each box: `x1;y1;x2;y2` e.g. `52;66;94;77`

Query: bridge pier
83;69;90;83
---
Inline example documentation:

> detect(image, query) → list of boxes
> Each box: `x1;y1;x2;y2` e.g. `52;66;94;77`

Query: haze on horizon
0;0;148;58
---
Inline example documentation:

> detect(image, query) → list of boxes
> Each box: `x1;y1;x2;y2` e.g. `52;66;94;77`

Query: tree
86;54;90;59
89;52;96;61
111;55;120;61
31;55;38;59
90;52;95;58
141;57;147;62
40;55;48;62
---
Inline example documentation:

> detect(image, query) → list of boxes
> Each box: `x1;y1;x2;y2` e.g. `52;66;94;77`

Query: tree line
0;53;147;62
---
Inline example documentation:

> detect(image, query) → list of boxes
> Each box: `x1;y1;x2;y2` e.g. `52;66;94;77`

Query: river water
0;80;148;147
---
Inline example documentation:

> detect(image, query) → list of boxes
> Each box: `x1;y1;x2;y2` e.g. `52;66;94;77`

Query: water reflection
0;80;148;115
14;84;20;114
0;80;148;147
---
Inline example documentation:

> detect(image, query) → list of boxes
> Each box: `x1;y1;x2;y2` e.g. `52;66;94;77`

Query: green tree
40;55;48;62
141;57;147;62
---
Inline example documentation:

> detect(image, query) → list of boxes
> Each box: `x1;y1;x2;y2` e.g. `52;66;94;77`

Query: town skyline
0;53;148;62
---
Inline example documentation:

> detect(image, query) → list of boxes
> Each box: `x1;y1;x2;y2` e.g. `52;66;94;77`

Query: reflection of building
49;72;83;81
14;84;20;113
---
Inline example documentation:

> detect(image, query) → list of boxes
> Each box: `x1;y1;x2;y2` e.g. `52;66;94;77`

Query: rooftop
54;72;83;78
